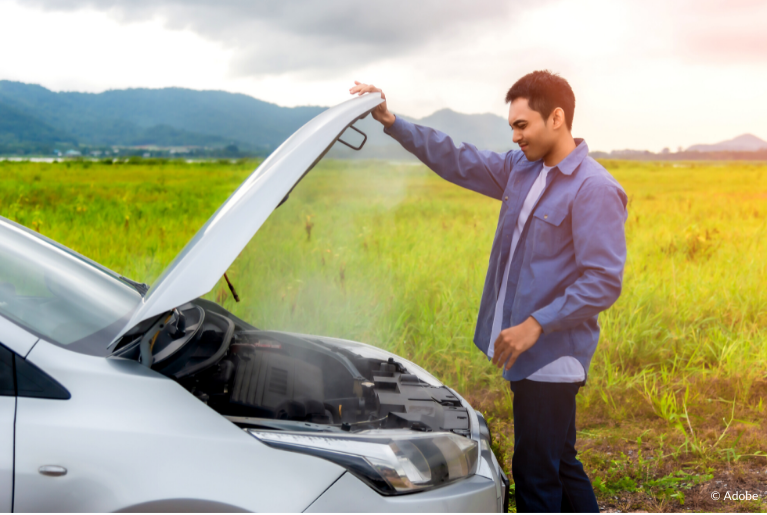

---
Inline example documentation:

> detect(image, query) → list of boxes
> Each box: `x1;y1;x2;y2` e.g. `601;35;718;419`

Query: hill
0;81;326;153
687;133;767;152
0;102;76;154
416;108;513;150
0;80;516;157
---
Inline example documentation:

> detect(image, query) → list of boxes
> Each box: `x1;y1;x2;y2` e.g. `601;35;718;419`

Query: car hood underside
113;93;384;342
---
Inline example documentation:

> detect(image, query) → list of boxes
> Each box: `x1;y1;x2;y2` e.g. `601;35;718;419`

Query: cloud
677;1;767;63
24;0;767;82
623;0;767;64
7;0;767;152
23;0;521;76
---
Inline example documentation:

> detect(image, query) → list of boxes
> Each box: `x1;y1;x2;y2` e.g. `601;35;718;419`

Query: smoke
217;157;422;346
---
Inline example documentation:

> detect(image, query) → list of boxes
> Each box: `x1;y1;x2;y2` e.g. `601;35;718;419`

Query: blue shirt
490;163;585;383
384;116;628;383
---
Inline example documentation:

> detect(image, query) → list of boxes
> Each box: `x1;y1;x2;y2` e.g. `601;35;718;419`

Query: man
351;70;627;513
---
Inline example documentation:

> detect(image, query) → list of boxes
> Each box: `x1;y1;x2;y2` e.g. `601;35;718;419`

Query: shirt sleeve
384;115;514;201
530;180;628;334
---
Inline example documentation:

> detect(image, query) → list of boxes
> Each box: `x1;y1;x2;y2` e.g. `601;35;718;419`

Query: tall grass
3;157;767;490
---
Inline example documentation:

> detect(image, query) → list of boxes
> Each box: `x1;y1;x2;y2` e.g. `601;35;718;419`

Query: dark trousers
509;379;600;513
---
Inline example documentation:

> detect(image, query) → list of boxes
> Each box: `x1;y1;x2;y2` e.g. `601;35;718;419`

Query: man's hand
349;81;396;128
491;317;543;371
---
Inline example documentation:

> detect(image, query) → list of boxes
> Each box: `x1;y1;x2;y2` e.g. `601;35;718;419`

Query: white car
0;93;508;513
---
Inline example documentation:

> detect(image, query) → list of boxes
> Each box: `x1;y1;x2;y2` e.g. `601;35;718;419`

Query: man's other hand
492;317;543;371
350;81;396;128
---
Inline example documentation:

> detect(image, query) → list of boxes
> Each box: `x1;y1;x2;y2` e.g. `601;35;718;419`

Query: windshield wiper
120;276;150;296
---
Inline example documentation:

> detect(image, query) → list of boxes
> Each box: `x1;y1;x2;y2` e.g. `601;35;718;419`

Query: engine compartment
111;300;471;435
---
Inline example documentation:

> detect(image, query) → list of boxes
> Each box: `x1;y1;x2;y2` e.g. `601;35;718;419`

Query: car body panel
0;396;14;513
13;339;345;512
305;472;498;513
115;93;384;340
0;315;38;357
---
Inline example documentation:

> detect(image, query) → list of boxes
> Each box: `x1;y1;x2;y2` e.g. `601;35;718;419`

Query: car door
0;344;16;513
0;316;40;513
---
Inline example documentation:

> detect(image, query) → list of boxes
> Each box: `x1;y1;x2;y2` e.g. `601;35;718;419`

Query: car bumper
305;472;501;513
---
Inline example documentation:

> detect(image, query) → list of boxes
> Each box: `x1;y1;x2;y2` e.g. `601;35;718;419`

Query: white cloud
1;0;766;152
0;2;235;93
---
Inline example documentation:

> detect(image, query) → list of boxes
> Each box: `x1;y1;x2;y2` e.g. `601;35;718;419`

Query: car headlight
249;430;478;495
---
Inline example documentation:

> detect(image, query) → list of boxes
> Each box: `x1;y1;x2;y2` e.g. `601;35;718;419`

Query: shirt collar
553;138;588;176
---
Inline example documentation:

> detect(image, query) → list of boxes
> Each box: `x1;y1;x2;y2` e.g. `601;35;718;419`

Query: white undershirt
487;164;585;382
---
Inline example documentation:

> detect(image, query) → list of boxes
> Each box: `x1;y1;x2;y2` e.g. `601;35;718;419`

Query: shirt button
504;196;508;200
544;214;548;219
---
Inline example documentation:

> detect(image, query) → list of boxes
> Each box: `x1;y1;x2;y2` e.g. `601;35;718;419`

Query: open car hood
114;93;384;340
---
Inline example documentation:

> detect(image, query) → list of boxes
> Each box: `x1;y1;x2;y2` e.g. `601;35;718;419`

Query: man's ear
551;107;566;130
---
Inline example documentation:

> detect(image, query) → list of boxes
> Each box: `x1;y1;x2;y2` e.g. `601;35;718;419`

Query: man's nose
512;130;522;143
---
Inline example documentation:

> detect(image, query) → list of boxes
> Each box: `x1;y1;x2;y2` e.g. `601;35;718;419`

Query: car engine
111;299;471;435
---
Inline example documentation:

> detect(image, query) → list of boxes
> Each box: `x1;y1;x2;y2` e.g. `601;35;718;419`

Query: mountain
126;125;230;147
0;101;77;154
0;81;326;152
414;109;513;150
687;134;767;152
0;80;516;157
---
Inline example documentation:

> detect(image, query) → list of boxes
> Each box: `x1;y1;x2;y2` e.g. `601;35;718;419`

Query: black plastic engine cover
369;362;470;436
229;343;326;421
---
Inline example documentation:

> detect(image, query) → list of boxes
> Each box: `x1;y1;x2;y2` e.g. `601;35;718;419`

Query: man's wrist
381;112;396;128
526;316;543;337
529;308;556;335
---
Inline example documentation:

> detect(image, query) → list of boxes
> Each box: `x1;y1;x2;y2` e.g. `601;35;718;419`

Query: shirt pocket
531;207;569;258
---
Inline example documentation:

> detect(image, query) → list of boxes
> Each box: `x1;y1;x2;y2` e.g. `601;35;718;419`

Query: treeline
590;150;767;161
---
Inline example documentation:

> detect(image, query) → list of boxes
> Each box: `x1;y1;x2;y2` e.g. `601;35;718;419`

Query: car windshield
0;221;141;354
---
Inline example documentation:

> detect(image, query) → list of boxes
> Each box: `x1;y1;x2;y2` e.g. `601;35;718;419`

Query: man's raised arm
350;82;513;201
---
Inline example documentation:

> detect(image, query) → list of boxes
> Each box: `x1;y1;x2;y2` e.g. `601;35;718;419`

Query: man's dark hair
505;70;575;131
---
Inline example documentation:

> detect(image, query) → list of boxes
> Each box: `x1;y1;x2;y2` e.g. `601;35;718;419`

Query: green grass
3;157;767;512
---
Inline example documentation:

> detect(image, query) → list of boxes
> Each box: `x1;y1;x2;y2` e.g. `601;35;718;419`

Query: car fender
14;340;345;512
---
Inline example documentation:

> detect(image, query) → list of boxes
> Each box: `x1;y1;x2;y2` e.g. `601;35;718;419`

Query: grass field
3;157;767;512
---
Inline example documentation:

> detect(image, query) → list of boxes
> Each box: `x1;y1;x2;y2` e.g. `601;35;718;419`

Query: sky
1;0;766;153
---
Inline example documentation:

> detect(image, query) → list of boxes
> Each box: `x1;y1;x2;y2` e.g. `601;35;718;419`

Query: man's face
508;98;555;162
